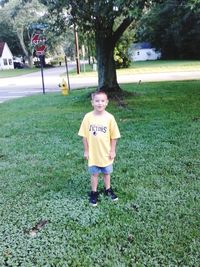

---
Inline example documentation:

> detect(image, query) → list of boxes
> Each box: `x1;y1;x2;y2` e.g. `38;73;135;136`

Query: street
0;63;200;103
0;64;76;103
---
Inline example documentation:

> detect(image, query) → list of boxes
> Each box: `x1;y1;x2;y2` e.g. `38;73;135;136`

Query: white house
0;42;14;70
129;42;161;62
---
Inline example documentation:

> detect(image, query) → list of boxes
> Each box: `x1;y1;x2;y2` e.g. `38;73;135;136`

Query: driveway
0;65;199;103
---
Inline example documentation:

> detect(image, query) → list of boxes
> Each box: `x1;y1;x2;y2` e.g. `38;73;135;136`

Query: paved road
0;64;200;103
0;65;74;103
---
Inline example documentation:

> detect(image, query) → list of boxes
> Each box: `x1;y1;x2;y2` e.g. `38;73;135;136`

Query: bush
114;47;131;69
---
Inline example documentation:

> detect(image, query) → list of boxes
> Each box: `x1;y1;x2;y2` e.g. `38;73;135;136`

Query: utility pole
64;55;71;91
74;25;80;74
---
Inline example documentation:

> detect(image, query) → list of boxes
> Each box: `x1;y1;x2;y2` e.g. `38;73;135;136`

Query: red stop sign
35;44;46;56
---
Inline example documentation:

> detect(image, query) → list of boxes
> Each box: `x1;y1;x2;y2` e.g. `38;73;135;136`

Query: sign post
37;54;45;94
31;29;47;94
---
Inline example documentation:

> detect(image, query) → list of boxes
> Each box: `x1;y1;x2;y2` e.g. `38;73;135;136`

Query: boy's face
91;93;109;113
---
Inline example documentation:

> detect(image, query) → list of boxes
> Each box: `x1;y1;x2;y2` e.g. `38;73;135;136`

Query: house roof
132;42;152;49
0;42;5;57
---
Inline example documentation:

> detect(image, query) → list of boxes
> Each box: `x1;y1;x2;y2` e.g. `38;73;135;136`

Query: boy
78;91;121;206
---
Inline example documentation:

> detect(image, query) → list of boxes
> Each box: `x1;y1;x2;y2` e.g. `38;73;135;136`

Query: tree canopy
41;0;152;92
135;0;200;59
0;0;47;66
0;0;73;65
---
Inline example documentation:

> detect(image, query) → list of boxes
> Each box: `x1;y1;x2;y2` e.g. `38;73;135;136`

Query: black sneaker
89;191;98;206
105;188;118;201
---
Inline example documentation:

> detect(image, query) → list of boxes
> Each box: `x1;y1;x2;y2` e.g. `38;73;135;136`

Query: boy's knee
91;174;98;179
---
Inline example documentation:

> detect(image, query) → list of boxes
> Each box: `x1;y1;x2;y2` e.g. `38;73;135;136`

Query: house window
9;59;12;65
3;59;8;65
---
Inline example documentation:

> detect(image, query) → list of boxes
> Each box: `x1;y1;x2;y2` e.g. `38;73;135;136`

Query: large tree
0;0;47;66
0;20;23;55
135;0;200;59
41;0;151;92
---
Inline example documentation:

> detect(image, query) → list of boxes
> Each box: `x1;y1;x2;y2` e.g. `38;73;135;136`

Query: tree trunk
27;55;33;67
95;32;121;93
17;28;33;68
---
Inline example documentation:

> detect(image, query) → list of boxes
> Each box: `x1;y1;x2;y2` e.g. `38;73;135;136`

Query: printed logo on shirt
89;124;107;136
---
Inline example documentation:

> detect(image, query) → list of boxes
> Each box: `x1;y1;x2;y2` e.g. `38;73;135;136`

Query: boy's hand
109;151;116;160
84;151;89;160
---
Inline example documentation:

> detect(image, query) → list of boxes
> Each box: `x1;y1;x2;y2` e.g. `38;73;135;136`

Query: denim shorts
88;164;113;175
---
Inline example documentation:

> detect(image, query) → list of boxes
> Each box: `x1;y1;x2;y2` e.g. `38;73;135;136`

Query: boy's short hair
91;91;108;100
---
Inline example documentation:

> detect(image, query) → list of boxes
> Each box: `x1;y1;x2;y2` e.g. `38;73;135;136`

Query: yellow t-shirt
78;111;121;167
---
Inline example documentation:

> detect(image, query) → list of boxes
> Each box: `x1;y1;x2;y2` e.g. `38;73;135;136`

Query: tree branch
112;16;134;45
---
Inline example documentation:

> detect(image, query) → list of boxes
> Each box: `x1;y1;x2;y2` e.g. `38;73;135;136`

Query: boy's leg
91;174;99;192
103;173;118;201
90;174;99;206
103;174;110;190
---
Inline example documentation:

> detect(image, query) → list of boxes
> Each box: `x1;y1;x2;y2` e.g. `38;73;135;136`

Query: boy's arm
109;139;118;160
82;137;89;160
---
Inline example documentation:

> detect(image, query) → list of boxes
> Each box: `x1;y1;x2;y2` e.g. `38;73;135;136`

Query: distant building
0;42;14;70
129;42;161;62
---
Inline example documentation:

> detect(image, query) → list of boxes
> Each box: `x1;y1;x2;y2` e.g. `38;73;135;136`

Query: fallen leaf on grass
24;219;49;237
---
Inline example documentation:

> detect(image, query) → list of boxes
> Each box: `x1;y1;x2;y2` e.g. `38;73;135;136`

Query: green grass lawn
67;60;200;77
0;68;40;78
0;81;199;266
126;59;200;73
